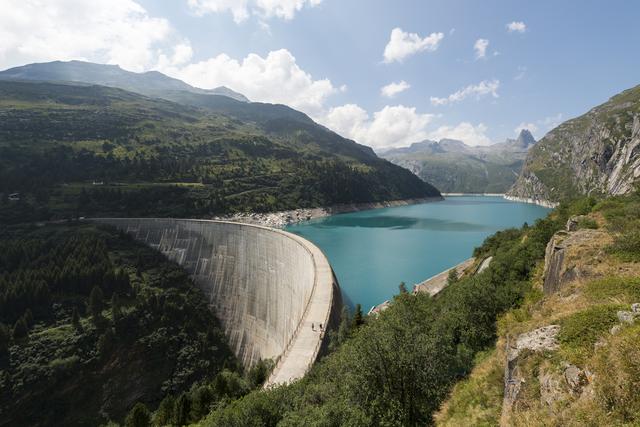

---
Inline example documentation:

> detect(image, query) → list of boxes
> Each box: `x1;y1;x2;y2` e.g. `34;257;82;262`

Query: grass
434;349;504;427
557;304;622;365
584;276;640;304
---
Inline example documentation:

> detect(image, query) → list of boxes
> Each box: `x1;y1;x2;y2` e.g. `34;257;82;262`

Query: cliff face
508;85;640;203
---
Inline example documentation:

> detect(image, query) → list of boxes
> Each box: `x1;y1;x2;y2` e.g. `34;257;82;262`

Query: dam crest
94;218;341;386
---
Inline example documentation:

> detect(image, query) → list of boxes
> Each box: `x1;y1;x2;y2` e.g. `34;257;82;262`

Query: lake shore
212;196;444;228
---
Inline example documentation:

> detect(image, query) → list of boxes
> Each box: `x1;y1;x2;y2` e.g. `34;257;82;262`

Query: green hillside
0;79;439;224
0;223;241;426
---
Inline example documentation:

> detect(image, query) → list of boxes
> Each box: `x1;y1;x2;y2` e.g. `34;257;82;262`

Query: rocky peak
515;129;536;148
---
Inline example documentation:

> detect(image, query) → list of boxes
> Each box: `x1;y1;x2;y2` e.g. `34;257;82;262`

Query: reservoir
285;196;550;311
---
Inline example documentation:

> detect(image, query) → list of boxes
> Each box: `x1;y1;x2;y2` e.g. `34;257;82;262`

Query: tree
0;323;9;355
71;308;83;332
174;393;192;426
124;402;151;427
447;268;459;286
12;316;28;340
111;292;122;322
89;286;104;322
398;282;408;294
352;304;364;329
97;327;115;356
153;395;175;427
24;309;34;327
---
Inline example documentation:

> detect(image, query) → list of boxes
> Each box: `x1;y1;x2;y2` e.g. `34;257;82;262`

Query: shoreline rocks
212;196;443;228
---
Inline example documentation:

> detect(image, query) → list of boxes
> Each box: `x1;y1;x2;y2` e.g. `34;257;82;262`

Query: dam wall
94;218;341;386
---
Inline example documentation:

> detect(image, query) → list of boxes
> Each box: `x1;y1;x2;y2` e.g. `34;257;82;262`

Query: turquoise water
285;196;550;312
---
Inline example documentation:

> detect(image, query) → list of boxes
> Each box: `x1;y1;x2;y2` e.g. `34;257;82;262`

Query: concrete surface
93;218;341;387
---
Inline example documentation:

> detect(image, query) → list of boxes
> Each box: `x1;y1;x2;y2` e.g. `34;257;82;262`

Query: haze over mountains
0;60;250;102
381;130;536;194
0;61;439;224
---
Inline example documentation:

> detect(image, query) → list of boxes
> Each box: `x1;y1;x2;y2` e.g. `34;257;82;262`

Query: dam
94;218;342;386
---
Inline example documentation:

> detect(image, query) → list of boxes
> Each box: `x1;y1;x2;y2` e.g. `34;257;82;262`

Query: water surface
285;196;550;311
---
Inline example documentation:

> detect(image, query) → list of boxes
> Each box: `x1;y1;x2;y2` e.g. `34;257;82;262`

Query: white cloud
428;122;491;146
164;48;338;116
0;0;177;72
323;104;435;149
186;0;322;23
383;28;444;63
430;79;500;106
514;122;538;135
507;21;527;33
380;80;410;98
474;38;489;59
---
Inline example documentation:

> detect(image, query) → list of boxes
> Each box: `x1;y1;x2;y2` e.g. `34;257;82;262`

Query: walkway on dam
265;231;336;387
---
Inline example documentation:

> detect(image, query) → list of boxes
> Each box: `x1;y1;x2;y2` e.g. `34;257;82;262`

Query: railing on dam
92;218;341;387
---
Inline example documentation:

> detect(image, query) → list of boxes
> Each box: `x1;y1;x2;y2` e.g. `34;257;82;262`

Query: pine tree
398;282;408;294
352;304;364;328
124;402;151;427
174;393;191;426
12;316;28;340
153;395;175;427
89;286;104;322
111;292;122;322
24;308;34;327
71;308;83;332
447;268;459;286
0;323;10;354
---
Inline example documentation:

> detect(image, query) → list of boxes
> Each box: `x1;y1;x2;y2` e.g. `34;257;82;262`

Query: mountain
0;60;249;102
508;85;640;204
381;130;536;193
0;77;439;224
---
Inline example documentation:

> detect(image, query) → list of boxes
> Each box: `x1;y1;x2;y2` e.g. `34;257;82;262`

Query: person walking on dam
311;323;315;331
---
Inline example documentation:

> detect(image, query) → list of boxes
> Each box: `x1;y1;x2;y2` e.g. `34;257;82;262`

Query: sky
1;0;640;150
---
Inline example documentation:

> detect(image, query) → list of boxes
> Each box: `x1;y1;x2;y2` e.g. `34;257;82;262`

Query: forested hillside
0;223;240;426
0;73;439;224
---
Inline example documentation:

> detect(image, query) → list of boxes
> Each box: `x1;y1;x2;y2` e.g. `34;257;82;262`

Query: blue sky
2;0;640;148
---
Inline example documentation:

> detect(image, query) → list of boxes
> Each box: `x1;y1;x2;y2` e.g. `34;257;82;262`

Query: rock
514;325;561;356
566;215;588;231
610;324;622;335
632;302;640;313
564;364;588;394
617;310;636;324
539;371;564;407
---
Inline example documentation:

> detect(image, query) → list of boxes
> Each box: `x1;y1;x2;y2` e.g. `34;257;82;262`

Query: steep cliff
508;85;640;204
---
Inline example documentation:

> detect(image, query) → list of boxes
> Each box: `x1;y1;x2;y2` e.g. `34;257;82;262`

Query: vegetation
177;192;573;426
436;191;640;426
0;223;238;426
0;80;438;224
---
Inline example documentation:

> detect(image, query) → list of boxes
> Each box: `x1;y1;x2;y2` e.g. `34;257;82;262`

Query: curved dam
94;218;342;386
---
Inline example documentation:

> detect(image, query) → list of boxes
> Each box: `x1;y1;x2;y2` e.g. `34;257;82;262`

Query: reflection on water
286;196;550;311
311;215;492;232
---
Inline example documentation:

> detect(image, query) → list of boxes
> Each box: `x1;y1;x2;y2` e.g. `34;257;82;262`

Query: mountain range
0;61;439;223
381;129;536;193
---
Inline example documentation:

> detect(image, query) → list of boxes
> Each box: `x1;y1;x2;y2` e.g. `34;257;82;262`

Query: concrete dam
95;218;342;386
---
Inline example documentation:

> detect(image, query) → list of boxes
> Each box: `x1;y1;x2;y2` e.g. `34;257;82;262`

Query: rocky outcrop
542;227;611;295
508;85;640;203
